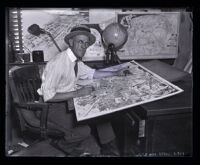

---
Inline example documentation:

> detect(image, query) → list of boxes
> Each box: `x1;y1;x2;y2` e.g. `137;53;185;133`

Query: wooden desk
123;74;192;156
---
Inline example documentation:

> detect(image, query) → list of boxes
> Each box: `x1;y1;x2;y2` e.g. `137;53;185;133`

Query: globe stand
105;44;121;66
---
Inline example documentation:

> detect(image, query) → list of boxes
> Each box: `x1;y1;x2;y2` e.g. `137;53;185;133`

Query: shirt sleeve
78;62;96;80
39;61;63;102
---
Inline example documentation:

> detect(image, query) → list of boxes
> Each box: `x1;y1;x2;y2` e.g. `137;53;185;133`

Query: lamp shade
28;24;45;36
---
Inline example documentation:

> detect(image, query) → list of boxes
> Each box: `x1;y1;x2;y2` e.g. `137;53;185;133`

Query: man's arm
93;70;118;79
47;86;94;102
93;68;132;79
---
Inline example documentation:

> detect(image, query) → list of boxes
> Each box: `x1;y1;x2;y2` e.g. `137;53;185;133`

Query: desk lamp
28;24;62;52
102;23;128;66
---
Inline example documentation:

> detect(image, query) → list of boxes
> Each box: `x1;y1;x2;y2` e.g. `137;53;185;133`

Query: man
38;25;127;156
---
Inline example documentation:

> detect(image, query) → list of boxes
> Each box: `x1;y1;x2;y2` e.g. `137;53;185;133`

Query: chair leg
49;139;70;156
49;138;90;156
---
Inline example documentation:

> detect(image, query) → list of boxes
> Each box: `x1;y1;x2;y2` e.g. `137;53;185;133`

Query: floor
6;111;135;157
8;140;66;157
7;122;124;157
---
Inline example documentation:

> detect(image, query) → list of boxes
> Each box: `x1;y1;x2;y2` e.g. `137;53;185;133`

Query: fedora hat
64;25;96;46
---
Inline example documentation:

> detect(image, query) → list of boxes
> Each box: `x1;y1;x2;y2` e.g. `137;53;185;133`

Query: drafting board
74;60;183;121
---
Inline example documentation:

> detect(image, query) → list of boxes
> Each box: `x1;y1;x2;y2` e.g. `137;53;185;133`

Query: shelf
8;62;47;65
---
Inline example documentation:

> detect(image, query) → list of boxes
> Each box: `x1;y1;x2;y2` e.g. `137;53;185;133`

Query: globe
102;23;128;50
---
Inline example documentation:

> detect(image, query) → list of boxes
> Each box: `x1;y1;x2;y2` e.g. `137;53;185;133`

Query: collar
67;48;77;62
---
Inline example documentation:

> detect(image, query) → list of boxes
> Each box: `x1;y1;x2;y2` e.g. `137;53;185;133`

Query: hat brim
64;31;96;46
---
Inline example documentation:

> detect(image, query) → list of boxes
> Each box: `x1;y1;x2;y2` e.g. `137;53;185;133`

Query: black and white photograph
5;7;193;157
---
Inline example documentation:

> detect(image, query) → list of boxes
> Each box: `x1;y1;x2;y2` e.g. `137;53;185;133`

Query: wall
21;8;181;62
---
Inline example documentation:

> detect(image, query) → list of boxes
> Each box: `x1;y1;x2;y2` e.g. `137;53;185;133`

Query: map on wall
22;9;89;61
22;9;180;61
117;12;180;59
74;60;183;121
84;27;105;60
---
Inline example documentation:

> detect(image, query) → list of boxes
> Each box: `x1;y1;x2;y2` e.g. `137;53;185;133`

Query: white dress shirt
37;48;95;102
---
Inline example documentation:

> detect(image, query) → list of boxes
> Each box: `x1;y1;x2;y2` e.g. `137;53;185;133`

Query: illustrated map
74;60;183;121
23;11;89;60
117;13;180;58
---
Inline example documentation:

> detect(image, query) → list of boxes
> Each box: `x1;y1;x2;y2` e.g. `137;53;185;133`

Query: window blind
9;8;24;53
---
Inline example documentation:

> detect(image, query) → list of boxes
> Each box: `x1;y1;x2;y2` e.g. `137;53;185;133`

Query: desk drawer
148;112;192;155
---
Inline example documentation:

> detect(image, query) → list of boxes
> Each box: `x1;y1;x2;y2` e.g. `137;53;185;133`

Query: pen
83;98;99;117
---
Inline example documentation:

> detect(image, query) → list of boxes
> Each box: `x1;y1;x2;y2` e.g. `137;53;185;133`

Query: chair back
8;65;65;139
9;65;41;104
8;65;42;132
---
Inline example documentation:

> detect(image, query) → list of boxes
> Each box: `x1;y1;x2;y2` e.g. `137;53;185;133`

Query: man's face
69;34;90;59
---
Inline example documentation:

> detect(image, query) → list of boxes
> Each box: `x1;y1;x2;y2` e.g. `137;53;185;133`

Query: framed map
116;12;180;59
74;60;183;121
22;9;89;61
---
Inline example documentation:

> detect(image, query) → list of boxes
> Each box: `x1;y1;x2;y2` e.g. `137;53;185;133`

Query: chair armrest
15;102;50;139
15;102;50;110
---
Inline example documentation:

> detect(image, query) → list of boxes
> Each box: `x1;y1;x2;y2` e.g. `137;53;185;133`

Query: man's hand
115;68;133;76
77;86;95;97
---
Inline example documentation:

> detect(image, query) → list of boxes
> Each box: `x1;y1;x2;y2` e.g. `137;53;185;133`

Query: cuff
43;88;56;102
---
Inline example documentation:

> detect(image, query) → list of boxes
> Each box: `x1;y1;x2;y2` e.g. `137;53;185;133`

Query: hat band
71;27;91;33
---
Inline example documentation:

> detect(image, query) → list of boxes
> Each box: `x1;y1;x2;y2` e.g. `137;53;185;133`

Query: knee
76;125;91;137
83;125;91;137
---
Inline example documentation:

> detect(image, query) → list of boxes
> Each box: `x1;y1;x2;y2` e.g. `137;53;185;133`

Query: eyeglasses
75;40;90;48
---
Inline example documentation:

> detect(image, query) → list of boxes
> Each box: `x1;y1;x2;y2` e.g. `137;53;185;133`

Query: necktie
74;60;78;77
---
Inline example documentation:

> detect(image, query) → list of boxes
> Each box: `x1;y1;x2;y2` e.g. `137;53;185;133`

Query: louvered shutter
9;8;24;54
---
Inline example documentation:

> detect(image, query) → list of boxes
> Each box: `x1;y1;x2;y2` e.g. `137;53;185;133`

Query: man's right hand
77;86;95;97
115;68;133;77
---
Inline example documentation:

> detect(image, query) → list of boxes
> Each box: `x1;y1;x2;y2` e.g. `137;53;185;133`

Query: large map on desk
74;60;183;121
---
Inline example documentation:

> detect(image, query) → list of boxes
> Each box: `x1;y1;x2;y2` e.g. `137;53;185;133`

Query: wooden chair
8;65;65;141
